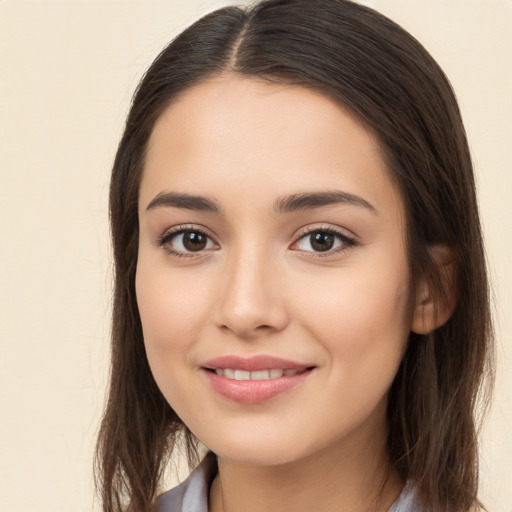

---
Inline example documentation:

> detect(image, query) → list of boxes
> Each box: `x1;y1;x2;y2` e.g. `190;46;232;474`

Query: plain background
0;1;510;510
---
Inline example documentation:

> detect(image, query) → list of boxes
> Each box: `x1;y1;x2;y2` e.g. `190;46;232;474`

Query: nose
214;246;290;339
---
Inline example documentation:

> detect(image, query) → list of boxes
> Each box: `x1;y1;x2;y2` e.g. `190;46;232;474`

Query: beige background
0;1;510;510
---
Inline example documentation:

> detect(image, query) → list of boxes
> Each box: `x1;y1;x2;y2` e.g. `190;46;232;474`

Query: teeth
213;368;303;380
234;369;251;380
224;368;235;379
251;370;270;380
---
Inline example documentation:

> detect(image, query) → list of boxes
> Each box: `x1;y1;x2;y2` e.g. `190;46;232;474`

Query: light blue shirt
157;453;425;511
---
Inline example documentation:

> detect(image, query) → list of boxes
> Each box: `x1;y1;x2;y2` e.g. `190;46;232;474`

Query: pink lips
201;355;315;404
203;355;311;372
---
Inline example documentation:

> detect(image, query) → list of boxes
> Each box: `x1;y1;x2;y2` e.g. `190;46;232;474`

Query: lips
213;368;306;380
202;354;312;372
201;355;316;404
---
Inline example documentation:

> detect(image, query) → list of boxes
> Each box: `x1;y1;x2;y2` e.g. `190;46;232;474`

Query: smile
200;355;316;404
212;368;307;380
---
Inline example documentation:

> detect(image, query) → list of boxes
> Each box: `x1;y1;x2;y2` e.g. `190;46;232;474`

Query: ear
411;245;457;335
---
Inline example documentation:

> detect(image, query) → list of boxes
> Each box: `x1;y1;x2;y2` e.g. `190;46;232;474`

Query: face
136;76;414;466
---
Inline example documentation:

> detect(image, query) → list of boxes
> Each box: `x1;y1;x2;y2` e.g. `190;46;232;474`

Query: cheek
296;257;412;376
292;265;412;444
135;261;213;419
135;260;211;360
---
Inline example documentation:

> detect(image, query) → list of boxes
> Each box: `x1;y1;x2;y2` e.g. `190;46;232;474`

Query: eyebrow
146;191;221;213
274;191;377;215
145;190;377;215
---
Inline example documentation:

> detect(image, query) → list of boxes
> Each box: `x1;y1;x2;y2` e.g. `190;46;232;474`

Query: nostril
219;322;277;338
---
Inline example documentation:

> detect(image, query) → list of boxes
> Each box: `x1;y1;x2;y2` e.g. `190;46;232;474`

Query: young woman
95;1;494;511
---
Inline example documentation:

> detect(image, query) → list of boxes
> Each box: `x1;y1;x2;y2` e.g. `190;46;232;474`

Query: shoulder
156;453;218;512
388;481;426;512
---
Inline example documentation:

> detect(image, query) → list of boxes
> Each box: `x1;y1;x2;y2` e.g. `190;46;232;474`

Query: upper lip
201;355;314;372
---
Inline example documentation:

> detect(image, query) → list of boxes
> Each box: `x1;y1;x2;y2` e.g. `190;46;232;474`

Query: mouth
200;355;316;404
205;367;312;380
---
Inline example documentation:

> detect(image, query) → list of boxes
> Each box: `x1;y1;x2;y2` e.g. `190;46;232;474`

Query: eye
158;227;218;256
292;227;356;255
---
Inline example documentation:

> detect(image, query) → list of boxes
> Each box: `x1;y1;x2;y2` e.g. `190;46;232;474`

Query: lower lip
201;368;314;404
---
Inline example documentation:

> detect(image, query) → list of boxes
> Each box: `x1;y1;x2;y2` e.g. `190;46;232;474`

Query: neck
208;413;403;512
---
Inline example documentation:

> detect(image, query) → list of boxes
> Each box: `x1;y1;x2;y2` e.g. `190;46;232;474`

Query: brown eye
309;231;336;252
293;228;355;255
182;231;208;251
160;229;217;255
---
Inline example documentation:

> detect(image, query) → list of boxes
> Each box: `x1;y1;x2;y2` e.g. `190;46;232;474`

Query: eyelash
156;224;357;259
293;225;357;257
156;224;217;259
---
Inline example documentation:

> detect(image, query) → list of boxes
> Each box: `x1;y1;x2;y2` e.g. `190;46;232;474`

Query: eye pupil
311;231;334;252
183;232;207;251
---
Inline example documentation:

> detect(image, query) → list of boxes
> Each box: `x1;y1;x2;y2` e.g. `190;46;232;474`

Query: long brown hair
95;1;494;510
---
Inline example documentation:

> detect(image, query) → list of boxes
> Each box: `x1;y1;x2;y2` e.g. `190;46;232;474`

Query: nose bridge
216;238;288;338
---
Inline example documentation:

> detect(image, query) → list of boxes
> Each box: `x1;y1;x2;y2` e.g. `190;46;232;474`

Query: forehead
141;75;404;226
147;76;379;166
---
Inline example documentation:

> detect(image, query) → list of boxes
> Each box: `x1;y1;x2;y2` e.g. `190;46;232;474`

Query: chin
198;430;302;467
214;445;303;467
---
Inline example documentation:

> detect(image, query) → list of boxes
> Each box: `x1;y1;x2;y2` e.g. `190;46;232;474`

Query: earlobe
411;245;457;335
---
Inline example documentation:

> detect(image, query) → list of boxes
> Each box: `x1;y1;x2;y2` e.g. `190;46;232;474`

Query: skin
136;76;432;511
